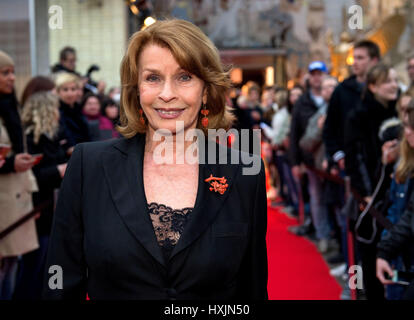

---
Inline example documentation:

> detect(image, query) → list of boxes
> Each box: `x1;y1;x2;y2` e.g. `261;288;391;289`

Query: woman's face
0;65;15;94
261;90;274;107
248;89;260;103
399;96;412;114
105;104;119;119
370;69;399;102
83;96;101;116
58;81;79;106
289;88;302;106
138;44;206;135
403;113;414;148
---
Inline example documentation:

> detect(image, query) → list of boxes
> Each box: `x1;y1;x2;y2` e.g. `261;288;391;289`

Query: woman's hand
376;258;394;285
359;196;372;211
57;163;68;178
0;159;4;168
381;139;399;165
66;146;75;156
14;153;34;172
322;159;328;170
337;158;345;170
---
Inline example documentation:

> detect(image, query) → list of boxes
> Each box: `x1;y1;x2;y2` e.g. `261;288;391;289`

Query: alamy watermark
348;5;363;30
150;121;262;176
48;265;63;290
49;5;63;30
348;265;363;290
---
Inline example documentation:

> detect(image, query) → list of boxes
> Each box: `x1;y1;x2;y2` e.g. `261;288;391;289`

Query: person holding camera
345;63;399;300
376;98;414;300
51;46;80;77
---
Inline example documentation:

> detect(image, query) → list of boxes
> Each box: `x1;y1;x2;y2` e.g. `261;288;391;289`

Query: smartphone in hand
385;270;414;286
32;153;44;166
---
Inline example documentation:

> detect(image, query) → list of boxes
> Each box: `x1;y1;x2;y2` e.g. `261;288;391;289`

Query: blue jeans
282;158;299;208
306;168;331;240
0;256;18;300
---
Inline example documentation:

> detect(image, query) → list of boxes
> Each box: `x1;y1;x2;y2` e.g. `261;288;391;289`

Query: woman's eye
179;73;192;82
146;74;160;82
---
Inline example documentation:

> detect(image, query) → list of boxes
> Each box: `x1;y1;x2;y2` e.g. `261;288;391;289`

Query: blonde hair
395;99;414;183
275;89;288;108
55;72;80;91
118;19;235;138
22;91;60;144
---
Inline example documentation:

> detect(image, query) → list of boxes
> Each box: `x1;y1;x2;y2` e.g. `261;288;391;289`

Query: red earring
139;109;145;125
201;104;209;128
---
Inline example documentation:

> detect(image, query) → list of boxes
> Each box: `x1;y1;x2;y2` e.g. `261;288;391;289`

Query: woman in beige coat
0;50;38;299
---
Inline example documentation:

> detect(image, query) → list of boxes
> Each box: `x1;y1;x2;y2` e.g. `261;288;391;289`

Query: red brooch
205;174;228;195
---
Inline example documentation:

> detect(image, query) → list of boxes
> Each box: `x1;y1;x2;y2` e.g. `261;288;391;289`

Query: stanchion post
345;176;358;300
296;177;305;225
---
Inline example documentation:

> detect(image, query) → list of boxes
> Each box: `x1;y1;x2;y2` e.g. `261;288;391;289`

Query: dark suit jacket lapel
102;134;166;268
170;138;241;260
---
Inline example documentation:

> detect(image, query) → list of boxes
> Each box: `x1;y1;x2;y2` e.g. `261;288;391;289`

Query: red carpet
266;206;342;300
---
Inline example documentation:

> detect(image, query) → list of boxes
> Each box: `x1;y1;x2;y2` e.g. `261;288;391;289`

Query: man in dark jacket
323;40;380;171
51;46;81;77
289;61;331;250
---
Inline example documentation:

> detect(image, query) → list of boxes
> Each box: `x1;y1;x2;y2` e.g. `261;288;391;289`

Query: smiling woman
118;19;235;138
138;44;206;135
344;63;399;300
43;19;268;301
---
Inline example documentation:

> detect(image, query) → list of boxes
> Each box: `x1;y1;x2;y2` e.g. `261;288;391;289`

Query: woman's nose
158;79;176;102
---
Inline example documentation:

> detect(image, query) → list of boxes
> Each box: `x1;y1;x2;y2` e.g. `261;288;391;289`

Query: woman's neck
144;126;199;165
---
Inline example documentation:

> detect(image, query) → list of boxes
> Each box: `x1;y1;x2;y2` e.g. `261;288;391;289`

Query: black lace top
147;202;193;260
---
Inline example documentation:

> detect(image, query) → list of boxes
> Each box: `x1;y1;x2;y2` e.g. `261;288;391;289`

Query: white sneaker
329;263;347;277
318;239;329;253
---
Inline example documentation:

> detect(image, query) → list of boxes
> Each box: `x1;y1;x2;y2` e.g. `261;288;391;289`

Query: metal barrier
0;200;51;241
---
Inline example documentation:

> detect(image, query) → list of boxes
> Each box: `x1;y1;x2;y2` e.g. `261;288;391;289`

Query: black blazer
43;133;268;300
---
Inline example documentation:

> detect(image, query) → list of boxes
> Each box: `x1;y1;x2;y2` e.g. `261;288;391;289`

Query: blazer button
166;288;177;300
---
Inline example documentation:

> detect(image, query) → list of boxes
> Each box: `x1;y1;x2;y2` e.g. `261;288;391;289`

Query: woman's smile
155;108;186;119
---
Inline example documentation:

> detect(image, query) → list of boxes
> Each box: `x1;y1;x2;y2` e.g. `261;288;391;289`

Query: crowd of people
0;47;120;300
246;40;414;300
1;36;414;300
